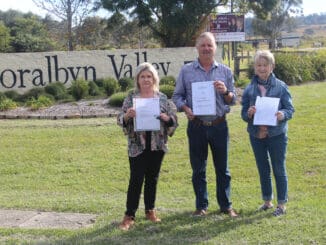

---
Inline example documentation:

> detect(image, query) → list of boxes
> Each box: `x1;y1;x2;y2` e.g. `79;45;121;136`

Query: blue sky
0;0;324;17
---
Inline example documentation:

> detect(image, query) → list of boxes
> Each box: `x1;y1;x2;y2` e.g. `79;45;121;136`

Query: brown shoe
222;208;238;218
192;209;207;217
145;210;161;222
119;215;135;231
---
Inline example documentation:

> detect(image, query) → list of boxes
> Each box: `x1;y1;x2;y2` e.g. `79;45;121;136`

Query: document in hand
191;81;216;116
253;96;280;126
133;97;161;131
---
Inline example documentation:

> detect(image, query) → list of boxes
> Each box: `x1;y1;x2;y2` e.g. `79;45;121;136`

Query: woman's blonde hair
134;62;159;93
254;50;275;66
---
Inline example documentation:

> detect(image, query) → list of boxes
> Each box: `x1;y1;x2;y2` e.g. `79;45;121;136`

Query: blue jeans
249;133;288;205
187;120;232;211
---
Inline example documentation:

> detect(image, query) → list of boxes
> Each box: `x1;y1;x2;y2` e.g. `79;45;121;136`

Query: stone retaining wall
0;47;222;93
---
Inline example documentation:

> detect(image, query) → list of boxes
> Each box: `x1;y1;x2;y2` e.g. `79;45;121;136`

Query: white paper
253;96;280;126
192;81;216;116
134;98;160;131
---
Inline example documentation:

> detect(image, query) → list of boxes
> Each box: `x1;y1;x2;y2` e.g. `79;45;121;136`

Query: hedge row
0;77;133;110
247;49;326;85
0;75;176;110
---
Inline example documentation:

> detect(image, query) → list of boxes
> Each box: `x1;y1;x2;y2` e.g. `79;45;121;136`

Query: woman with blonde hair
117;62;178;230
241;50;294;216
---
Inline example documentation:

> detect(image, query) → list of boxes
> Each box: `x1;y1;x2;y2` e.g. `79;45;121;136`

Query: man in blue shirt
172;32;238;217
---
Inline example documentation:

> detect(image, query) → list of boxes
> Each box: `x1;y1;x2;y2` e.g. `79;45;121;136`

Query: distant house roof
281;33;301;39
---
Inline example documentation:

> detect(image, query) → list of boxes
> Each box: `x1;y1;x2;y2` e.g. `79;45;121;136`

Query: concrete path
0;209;97;229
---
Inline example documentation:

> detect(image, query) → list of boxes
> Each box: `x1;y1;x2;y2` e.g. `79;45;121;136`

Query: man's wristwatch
223;90;230;96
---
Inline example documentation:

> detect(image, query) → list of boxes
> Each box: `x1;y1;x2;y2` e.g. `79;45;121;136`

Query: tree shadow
51;209;272;245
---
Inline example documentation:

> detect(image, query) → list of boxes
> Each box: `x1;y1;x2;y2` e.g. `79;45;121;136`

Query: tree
10;17;54;52
0;21;12;52
248;0;279;19
106;11;128;48
224;0;279;19
100;0;228;47
251;0;302;49
104;11;145;49
75;16;109;49
41;15;67;50
33;0;96;51
0;9;44;28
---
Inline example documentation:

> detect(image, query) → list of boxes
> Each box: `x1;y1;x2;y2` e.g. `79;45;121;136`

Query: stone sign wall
0;47;222;93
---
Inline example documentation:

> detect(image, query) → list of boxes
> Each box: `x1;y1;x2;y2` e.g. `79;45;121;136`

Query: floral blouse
117;91;178;157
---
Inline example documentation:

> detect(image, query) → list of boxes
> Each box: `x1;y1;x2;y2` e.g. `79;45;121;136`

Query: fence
234;49;252;78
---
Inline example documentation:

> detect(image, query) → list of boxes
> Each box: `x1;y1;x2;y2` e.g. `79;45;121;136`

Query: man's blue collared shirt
172;59;236;121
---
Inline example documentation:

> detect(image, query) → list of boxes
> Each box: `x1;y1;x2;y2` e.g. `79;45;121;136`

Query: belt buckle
203;121;212;126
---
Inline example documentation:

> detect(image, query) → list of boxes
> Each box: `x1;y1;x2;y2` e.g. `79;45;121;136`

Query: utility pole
230;0;239;77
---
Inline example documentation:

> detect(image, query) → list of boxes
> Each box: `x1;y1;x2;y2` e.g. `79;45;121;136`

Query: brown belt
193;115;226;126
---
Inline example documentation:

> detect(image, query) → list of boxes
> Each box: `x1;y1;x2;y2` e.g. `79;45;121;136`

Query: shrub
160;84;175;99
126;88;135;94
0;92;7;102
235;78;251;88
94;78;105;88
274;52;313;85
4;90;20;101
20;87;46;102
0;98;17;111
108;92;128;107
246;51;326;85
160;75;176;86
45;82;68;100
311;50;326;81
26;95;54;110
57;94;75;103
118;77;134;91
102;78;119;96
88;81;102;96
70;79;89;101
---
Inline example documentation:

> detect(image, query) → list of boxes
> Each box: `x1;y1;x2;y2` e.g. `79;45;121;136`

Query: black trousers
125;149;165;217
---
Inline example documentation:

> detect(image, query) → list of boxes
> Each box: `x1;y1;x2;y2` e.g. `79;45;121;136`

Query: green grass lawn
0;82;325;244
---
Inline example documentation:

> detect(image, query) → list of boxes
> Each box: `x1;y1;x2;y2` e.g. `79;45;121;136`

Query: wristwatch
223;90;230;96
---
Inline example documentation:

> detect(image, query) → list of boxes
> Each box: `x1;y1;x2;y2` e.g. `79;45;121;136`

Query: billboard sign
209;13;245;42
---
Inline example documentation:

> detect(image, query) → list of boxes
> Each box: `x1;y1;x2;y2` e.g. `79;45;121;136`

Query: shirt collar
194;58;219;70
